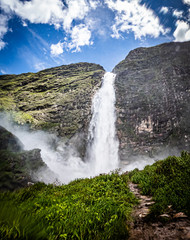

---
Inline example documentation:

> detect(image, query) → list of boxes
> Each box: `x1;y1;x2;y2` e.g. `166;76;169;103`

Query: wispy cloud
0;0;189;55
0;69;6;74
173;9;183;19
0;0;99;52
34;62;47;71
160;6;169;15
0;14;9;50
105;0;169;39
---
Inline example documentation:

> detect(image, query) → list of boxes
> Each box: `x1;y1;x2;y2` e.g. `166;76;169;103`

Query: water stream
87;72;119;174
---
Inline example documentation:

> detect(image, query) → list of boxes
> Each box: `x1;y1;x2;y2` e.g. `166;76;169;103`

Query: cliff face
114;41;190;160
0;63;104;138
1;43;190;162
0;125;46;191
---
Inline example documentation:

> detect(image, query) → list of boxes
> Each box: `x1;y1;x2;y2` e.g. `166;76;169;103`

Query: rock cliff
0;126;46;191
0;63;105;138
113;41;190;160
0;42;190;163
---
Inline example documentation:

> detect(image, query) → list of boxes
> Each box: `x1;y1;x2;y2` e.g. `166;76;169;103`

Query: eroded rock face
113;41;190;160
0;125;23;152
0;126;46;191
0;63;105;138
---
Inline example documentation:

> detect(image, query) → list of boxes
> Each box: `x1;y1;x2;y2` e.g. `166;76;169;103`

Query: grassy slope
0;63;104;137
0;172;137;240
0;152;189;239
129;151;190;217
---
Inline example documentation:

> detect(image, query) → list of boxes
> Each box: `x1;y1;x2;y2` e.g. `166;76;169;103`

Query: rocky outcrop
0;126;46;191
0;125;23;152
113;41;190;160
0;63;105;138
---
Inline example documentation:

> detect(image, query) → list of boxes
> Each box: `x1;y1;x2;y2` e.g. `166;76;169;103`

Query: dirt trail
128;182;190;240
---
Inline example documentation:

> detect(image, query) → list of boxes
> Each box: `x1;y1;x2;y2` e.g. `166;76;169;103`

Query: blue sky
0;0;190;74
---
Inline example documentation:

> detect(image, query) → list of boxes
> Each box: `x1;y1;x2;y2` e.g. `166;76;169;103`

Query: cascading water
87;72;119;174
0;72;120;184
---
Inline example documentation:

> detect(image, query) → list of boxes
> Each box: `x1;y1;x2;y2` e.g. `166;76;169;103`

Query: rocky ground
128;182;190;240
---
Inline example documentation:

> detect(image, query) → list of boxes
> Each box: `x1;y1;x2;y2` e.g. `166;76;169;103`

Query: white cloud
0;69;6;74
34;62;47;71
50;41;64;56
0;0;64;26
0;14;9;50
0;0;98;51
173;20;190;42
0;40;6;50
62;0;90;30
0;0;97;31
173;9;183;18
89;0;101;9
105;0;168;39
183;0;190;5
67;24;93;52
160;6;169;14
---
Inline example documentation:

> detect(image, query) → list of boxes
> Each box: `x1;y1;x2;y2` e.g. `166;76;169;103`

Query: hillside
0;62;104;138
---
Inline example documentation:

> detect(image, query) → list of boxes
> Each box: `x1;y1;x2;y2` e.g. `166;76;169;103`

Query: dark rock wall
0;126;45;191
113;41;190;160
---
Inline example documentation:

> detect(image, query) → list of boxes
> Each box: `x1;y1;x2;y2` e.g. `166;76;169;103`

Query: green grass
0;172;137;240
129;151;190;216
1;152;189;239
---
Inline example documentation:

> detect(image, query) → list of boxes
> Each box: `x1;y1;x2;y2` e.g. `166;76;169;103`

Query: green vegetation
129;151;190;216
0;63;104;137
12;111;36;125
0;97;16;111
0;172;137;240
1;151;190;239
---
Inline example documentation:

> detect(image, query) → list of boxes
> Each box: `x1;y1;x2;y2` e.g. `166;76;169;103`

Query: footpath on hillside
128;182;190;240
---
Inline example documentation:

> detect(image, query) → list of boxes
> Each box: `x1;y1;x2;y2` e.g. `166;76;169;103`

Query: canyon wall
113;41;190;160
0;42;190;163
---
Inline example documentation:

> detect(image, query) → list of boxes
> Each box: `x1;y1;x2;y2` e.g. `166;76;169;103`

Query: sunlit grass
0;172;137;240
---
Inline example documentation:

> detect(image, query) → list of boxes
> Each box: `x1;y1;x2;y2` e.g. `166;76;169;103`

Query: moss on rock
0;62;105;138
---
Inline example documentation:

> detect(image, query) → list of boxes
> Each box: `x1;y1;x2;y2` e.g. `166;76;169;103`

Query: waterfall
87;72;119;174
0;72;120;184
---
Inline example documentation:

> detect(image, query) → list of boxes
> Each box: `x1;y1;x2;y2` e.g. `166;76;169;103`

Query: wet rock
0;125;23;152
0;126;46;191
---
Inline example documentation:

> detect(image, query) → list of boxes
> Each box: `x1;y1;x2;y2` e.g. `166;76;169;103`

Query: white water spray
87;72;119;174
0;72;120;184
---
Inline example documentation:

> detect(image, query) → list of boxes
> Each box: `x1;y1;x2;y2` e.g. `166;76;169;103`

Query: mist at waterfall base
0;73;155;184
